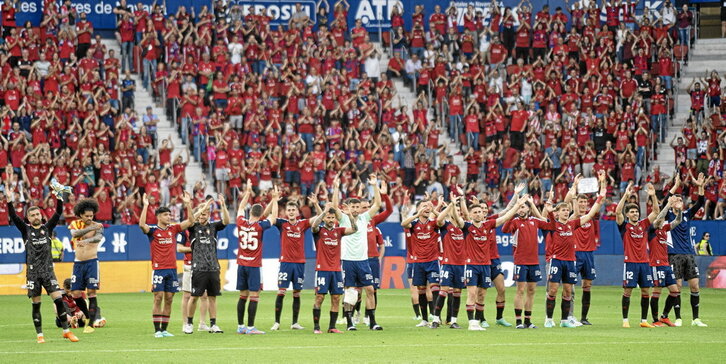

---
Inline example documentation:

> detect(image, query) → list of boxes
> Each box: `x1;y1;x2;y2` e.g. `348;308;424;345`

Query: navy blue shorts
278;262;305;290
236;265;261;292
440;264;466;289
465;264;491;288
368;257;381;289
411;260;441;286
342;260;374;288
652;265;677;287
315;271;344;295
623;262;654;288
514;264;542;283
490;258;504;279
152;269;179;293
548;259;578;285
406;263;414;279
575;251;597;281
71;259;100;291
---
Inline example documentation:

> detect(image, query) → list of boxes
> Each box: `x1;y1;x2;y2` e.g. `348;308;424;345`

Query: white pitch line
1;341;724;355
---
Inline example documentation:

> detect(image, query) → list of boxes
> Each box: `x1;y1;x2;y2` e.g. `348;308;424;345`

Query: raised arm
179;192;194;230
366;175;382;217
646;183;660;223
580;185;606;226
237;179;252;217
495;199;526;227
139;193;151;234
45;192;65;230
267;186;280;225
218;193;230;225
310;203;329;233
436;200;455;227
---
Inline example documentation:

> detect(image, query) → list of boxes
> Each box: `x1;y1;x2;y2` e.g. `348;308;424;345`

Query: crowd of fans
0;0;720;226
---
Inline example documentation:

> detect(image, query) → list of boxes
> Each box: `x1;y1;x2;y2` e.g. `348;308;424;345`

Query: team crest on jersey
529;221;534;226
40;230;45;235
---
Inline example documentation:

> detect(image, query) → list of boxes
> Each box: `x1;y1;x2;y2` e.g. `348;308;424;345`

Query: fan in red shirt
540;176;605;328
138;191;194;337
235;183;280;335
271;200;315;331
461;198;521;330
615;182;660;328
310;206;356;334
647;195;683;327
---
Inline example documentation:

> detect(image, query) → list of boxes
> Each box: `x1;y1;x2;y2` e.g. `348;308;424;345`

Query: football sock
581;289;591;320
160;315;169;331
344;310;353;327
313;308;321;330
237;295;248;325
88;296;98;323
274;292;285;324
187;317;193;325
690;292;700;319
561;297;571;321
412;303;421;318
650;292;660;322
524;311;532;326
434;291;447;317
452;292;461;321
546;295;556;319
32;302;42;334
210;318;216;326
292;293;301;324
515;308;523;326
569;292;575;317
53;298;68;330
466;304;475;321
247;297;258;327
374;291;378;308
640;295;649;321
622;295;631;319
365;309;377;327
418;292;429;320
674;295;681;319
662;292;678;318
496;301;505;320
74;297;90;319
354;299;362;315
445;291;453;323
153;315;161;332
429;285;440;314
329;311;338;330
475;303;484;322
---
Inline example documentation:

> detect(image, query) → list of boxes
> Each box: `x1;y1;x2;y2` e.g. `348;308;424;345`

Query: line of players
10;170;708;342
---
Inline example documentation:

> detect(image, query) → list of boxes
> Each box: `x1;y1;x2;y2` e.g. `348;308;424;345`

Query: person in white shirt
228;35;243;64
662;1;676;29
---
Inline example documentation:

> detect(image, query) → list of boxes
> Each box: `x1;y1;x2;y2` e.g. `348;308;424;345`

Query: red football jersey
619;219;651;263
648;224;671;267
367;226;385;258
408;219;441;262
575;219;599;252
439;221;466;265
487;213;500;259
313;226;346;271
503;216;546;265
541;212;580;262
236;217;272;267
275;219;311;263
464;220;496;265
147;224;183;270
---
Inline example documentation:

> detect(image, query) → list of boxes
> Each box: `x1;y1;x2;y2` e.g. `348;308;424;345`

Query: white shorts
182;264;192;292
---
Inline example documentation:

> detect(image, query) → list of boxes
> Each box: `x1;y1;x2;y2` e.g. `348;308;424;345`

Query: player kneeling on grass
179;195;230;334
616;183;659;328
311;203;357;333
139;192;195;338
648;196;683;327
541;174;605;329
69;198;104;334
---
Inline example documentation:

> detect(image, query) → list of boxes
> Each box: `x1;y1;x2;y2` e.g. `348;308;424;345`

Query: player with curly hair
69;198;105;333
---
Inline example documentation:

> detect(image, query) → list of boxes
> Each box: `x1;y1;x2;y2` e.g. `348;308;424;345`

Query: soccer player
310;203;357;333
431;196;466;329
567;177;601;325
462;198;523;331
7;191;79;343
662;173;708;327
235;183;280;335
503;195;548;329
179;195;230;334
179;230;210;332
271;198;318;331
648;195;683;327
541;180;605;328
615;182;660;328
332;175;383;331
139;192;194;338
68;198;104;334
357;183;391;324
401;199;442;327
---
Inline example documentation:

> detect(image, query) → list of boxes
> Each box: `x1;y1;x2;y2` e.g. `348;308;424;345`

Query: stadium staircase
102;40;213;195
656;38;726;177
379;47;468;181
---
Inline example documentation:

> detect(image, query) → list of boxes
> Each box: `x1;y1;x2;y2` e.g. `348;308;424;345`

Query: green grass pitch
0;287;724;363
